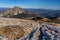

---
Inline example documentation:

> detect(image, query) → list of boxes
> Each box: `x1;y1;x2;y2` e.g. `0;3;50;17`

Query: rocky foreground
0;18;60;40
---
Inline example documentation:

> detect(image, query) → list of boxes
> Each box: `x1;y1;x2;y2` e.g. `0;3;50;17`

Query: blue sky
0;0;60;10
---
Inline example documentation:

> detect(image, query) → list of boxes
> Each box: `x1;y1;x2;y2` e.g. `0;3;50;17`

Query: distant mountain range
25;9;60;18
0;7;60;18
0;8;9;13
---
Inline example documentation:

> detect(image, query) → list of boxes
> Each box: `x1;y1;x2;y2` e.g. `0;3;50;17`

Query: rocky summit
2;6;31;18
0;18;60;40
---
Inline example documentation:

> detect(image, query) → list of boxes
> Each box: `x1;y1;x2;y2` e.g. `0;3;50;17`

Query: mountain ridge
0;7;60;18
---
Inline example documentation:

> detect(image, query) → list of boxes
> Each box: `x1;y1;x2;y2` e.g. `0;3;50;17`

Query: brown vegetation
0;25;24;40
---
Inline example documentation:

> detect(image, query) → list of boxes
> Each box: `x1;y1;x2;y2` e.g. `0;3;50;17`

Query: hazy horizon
0;0;60;10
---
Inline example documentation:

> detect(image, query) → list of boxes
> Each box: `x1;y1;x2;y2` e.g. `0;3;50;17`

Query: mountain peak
3;6;29;18
13;6;22;10
13;6;20;8
11;6;23;11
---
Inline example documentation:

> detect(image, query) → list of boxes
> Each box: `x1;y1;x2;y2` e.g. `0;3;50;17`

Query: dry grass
0;25;24;40
0;18;39;40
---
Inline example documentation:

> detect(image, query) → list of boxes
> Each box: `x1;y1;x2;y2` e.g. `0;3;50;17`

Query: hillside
0;18;39;40
0;18;60;40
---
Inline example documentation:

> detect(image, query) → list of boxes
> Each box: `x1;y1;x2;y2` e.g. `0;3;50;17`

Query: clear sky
0;0;60;10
